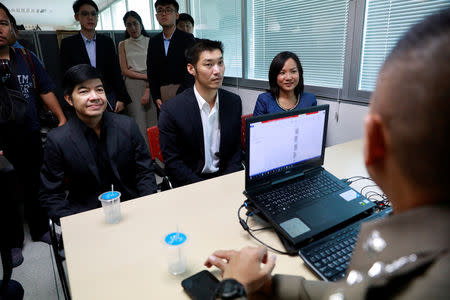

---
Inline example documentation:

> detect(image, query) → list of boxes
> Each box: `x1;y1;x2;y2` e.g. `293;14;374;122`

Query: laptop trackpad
297;201;336;228
280;218;311;238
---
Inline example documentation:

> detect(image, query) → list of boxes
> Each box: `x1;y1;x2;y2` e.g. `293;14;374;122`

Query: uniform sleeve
272;274;335;300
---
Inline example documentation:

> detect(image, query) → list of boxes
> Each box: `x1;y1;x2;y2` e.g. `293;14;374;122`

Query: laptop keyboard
255;171;343;217
299;207;392;282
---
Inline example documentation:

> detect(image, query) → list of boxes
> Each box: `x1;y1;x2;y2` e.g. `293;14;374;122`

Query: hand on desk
204;246;276;297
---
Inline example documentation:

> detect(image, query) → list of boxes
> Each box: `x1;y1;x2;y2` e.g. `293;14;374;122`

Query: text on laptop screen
249;110;326;179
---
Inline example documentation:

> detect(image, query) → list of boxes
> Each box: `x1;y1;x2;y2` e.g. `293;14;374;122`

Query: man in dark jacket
40;64;157;222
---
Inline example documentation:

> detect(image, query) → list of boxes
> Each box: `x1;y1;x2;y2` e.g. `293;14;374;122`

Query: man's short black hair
154;0;179;12
186;39;223;67
177;13;194;26
63;64;103;96
72;0;99;14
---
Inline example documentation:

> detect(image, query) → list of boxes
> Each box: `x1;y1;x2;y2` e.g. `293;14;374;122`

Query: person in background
146;0;195;114
0;3;67;267
176;13;194;34
253;51;316;116
118;11;157;142
40;64;157;223
205;9;450;300
60;0;131;113
158;39;242;188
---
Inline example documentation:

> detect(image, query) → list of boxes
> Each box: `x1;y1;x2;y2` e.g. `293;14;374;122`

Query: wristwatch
214;279;247;299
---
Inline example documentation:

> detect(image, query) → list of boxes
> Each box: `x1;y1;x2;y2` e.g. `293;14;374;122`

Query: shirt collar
194;85;219;113
80;32;96;42
163;28;175;41
73;113;105;136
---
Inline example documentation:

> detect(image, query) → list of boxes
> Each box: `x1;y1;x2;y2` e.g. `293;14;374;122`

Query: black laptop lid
245;105;329;192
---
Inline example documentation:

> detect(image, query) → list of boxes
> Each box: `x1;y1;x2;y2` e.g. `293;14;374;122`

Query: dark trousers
0;123;48;246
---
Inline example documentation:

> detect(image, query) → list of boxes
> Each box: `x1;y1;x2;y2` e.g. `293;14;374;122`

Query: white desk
61;139;369;299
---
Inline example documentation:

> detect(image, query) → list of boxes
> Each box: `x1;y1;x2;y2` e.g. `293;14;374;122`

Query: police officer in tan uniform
204;8;450;300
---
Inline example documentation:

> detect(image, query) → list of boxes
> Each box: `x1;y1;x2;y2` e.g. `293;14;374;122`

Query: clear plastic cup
98;191;121;224
165;232;187;275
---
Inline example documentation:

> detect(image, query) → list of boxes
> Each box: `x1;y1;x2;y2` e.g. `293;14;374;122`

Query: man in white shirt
158;39;242;187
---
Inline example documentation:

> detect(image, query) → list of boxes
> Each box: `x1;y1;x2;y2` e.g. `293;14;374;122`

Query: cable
342;175;391;208
237;204;294;255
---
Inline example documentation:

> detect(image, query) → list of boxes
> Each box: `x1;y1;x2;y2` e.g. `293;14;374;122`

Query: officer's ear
64;94;74;107
364;113;387;167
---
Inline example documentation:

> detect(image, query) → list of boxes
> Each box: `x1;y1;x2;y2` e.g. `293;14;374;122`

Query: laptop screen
245;105;329;188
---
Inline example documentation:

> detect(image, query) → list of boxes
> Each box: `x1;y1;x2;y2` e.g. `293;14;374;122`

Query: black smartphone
181;270;220;300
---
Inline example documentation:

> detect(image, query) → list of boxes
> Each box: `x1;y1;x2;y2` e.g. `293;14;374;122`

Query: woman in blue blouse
253;51;316;116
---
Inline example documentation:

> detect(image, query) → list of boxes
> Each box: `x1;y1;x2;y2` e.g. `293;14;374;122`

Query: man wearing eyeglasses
60;0;131;113
146;0;195;116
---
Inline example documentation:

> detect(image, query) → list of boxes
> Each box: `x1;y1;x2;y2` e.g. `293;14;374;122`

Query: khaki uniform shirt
271;204;450;300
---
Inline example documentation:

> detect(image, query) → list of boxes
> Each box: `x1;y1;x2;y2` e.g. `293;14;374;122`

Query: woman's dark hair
268;51;304;99
123;11;149;39
63;64;103;96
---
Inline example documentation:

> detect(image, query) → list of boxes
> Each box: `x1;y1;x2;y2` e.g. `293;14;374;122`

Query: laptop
243;104;375;247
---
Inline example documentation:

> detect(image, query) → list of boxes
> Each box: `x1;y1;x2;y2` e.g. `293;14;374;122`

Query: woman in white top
119;11;157;142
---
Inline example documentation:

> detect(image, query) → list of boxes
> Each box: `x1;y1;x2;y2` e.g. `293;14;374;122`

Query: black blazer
158;88;242;187
60;33;131;106
39;112;157;221
146;29;195;102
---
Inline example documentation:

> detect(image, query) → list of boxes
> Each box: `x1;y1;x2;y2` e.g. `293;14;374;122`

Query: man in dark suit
204;9;450;300
158;39;242;188
40;64;157;222
146;0;195;112
60;0;131;113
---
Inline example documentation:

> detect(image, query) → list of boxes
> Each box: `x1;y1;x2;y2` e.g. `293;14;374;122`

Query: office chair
49;219;71;300
146;126;173;191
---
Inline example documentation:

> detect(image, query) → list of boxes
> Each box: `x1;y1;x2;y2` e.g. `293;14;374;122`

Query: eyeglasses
78;11;98;17
156;8;176;15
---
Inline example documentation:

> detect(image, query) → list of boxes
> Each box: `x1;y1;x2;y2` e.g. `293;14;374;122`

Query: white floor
1;224;63;300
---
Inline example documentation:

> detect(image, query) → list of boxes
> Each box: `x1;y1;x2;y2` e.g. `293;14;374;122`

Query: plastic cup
165;232;187;275
98;191;121;224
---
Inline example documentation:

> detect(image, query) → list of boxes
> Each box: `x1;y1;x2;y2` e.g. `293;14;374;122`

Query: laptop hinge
272;172;305;186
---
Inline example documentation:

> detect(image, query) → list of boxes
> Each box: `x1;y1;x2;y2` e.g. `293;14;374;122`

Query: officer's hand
204;246;276;295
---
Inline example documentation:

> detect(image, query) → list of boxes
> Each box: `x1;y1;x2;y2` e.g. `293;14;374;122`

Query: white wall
223;86;369;147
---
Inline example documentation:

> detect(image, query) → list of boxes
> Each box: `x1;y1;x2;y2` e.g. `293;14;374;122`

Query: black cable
237;204;293;255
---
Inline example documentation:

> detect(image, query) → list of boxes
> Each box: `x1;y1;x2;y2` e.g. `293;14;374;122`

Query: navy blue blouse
253;92;317;116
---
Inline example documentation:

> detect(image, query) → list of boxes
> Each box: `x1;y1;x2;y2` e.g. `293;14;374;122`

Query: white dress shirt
194;85;220;174
80;32;96;67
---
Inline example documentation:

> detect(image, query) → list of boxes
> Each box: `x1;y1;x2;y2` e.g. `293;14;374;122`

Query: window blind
191;0;243;77
111;0;126;30
246;0;350;88
127;0;152;30
358;0;449;92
